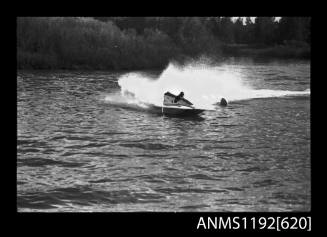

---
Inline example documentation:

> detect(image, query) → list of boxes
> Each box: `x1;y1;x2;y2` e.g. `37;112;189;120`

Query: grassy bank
17;17;310;70
17;44;310;71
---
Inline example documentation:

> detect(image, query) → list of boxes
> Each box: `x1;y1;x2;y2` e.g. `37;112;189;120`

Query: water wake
103;92;150;111
107;61;310;110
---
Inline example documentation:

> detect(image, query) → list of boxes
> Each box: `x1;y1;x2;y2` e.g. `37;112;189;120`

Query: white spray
105;61;310;110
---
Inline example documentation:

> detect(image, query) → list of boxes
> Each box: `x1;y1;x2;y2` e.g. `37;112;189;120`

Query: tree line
17;17;310;70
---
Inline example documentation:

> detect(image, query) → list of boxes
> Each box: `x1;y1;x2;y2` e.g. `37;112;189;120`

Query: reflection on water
17;60;310;212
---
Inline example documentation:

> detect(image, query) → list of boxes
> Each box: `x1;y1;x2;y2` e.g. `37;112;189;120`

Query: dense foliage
17;17;310;70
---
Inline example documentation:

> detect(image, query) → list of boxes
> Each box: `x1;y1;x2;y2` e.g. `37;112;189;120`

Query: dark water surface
17;60;310;212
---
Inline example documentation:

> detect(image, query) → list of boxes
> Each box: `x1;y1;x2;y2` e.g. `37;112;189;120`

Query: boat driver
174;92;184;103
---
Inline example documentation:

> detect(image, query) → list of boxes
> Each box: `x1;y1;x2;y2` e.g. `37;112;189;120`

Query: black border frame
12;12;317;234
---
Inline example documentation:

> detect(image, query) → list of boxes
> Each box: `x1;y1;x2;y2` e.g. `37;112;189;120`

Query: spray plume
114;61;309;110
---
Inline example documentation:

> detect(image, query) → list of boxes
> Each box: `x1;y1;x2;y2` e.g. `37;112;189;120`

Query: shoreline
17;47;310;71
221;44;310;60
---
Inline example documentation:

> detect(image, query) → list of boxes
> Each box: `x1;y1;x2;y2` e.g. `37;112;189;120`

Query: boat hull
150;105;205;116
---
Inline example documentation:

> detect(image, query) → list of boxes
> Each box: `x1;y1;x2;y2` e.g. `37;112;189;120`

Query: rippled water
17;60;310;212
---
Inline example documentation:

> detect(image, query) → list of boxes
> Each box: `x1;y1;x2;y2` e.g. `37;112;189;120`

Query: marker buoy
220;98;228;106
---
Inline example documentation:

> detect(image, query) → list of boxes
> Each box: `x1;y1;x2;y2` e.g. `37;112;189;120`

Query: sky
232;17;281;24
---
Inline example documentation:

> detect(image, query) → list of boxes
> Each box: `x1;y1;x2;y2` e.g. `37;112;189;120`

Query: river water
17;59;310;212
